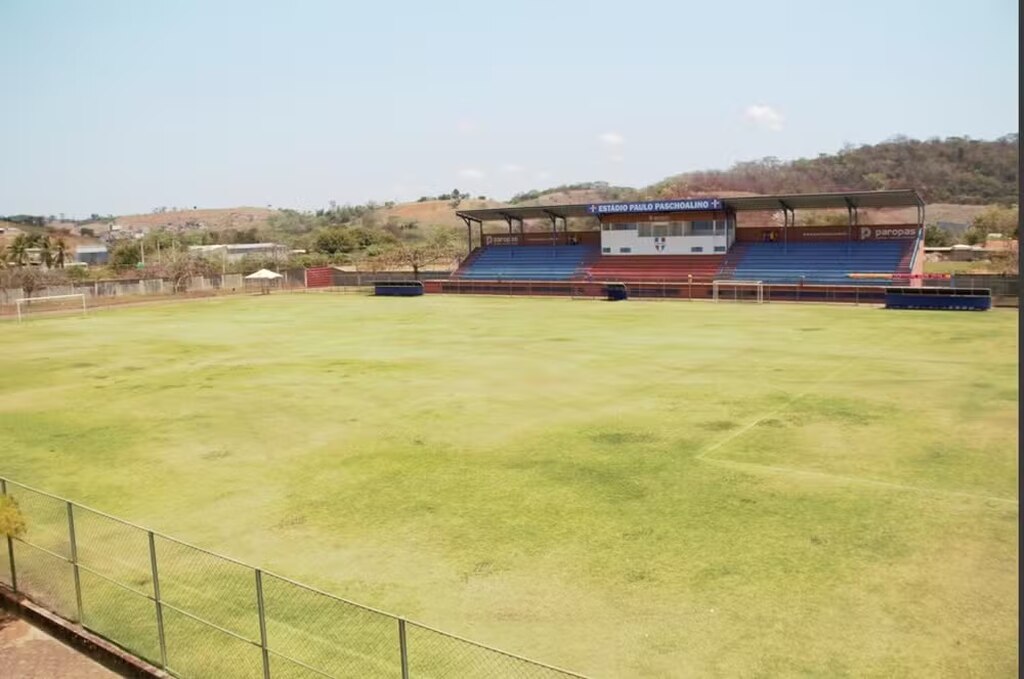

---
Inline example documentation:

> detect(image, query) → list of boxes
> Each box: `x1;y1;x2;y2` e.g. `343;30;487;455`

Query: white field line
695;368;1019;509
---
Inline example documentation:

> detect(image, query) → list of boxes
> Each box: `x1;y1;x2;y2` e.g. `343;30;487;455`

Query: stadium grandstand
437;190;927;299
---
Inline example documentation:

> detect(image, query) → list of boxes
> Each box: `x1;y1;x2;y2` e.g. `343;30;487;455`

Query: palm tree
8;234;28;266
53;237;68;268
37;236;52;268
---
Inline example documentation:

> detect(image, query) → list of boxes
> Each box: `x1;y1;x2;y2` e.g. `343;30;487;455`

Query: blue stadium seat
728;241;914;285
456;245;597;281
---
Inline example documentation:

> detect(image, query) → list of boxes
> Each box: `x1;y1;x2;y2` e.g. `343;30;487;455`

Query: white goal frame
16;293;88;322
712;280;764;304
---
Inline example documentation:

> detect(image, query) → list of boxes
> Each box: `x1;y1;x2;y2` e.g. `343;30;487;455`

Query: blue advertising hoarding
585;198;723;215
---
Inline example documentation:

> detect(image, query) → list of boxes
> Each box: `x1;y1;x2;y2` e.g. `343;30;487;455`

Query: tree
963;228;985;246
66;266;91;282
312;228;356;255
230;227;260;244
36;236;53;268
0;496;26;539
354;245;394;274
970;204;1019;240
924;224;953;247
52;237;68;268
448;188;463;209
8;234;29;266
110;241;142;271
13;266;46;298
157;251;218;292
383;231;460;278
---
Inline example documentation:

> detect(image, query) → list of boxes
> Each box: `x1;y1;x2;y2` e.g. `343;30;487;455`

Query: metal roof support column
845;198;859;256
543;210;562;247
459;215;475;257
779;200;793;254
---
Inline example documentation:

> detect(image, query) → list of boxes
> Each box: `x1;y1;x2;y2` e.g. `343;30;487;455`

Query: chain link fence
0;477;587;679
0;272;310;308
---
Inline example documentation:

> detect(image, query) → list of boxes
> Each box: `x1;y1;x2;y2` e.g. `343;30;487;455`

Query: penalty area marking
695;367;1018;509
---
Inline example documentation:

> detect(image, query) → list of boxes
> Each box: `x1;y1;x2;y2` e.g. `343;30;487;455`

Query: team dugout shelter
440;190;928;300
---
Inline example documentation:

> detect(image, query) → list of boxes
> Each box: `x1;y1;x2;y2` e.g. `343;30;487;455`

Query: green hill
645;134;1018;204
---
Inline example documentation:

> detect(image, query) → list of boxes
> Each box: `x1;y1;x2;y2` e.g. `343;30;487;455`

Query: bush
312;228;356;255
0;496;26;538
109;241;142;271
65;266;92;281
925;224;953;247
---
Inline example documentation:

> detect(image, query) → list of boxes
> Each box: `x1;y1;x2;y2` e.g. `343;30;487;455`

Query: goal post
712;280;764;303
16;293;88;322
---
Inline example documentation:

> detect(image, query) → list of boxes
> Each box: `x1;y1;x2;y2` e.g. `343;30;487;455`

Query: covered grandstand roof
456;189;924;222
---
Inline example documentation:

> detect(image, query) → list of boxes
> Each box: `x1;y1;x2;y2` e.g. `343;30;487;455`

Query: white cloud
458;168;485;180
743;104;784;132
501;163;525;173
598;131;625;146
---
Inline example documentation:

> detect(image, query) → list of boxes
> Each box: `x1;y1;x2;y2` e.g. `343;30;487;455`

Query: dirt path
0;613;118;678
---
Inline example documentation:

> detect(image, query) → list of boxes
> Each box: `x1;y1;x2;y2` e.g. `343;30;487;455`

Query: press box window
602;247;611;253
690;246;703;253
619;247;632;253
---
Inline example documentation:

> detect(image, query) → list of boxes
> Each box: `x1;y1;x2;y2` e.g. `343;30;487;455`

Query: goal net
712;280;764;303
16;293;88;321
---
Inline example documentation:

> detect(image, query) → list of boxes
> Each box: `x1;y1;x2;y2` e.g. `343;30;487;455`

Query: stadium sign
860;226;919;240
586;199;722;215
484;234;520;245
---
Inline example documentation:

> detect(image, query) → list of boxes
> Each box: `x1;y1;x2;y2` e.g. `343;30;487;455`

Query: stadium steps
897;243;915;271
717;243;750;279
456;245;598;281
452;247;486;278
582;255;724;282
728;240;916;285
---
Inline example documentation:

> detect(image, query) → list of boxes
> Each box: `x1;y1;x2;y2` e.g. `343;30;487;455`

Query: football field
0;294;1017;677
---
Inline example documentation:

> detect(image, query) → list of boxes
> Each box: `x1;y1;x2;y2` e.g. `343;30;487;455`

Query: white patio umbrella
245;268;283;294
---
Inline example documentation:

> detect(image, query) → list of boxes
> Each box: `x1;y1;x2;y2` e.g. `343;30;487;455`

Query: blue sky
0;0;1017;217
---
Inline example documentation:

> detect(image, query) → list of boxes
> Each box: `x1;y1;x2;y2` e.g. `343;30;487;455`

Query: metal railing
0;477;587;679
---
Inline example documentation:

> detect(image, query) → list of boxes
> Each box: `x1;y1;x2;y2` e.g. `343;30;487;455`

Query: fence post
1;479;15;591
398;618;410;679
255;569;271;679
66;502;84;623
148;531;168;669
